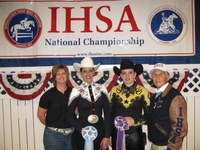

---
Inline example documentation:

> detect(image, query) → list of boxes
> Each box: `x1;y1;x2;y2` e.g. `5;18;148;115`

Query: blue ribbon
82;126;98;150
115;116;129;150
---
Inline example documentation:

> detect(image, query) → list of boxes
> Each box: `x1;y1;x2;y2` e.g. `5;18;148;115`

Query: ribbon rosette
114;116;129;150
82;126;98;150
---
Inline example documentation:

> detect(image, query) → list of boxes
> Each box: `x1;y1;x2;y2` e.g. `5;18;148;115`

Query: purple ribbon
114;116;128;150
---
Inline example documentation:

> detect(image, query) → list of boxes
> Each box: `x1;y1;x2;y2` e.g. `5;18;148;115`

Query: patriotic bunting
0;71;51;100
0;68;189;100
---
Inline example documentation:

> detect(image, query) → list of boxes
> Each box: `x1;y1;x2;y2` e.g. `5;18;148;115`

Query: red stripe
177;71;189;92
18;73;32;79
107;74;119;92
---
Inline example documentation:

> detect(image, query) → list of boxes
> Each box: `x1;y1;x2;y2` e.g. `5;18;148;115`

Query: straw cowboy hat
73;57;101;72
113;59;143;76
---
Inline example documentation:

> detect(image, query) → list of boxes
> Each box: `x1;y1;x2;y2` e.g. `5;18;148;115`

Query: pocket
155;122;167;136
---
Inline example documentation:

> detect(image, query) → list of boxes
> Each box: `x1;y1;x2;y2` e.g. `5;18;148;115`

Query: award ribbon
114;116;129;150
82;126;98;150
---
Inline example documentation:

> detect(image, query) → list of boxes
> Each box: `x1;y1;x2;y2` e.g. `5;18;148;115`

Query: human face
55;69;67;85
80;67;95;84
120;69;136;87
151;69;169;89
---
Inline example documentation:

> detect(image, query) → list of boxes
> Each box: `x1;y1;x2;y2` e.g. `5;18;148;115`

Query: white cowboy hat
73;57;101;72
150;63;169;74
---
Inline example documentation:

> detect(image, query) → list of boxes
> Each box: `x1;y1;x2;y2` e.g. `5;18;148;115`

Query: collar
121;82;137;94
82;81;95;88
156;82;169;93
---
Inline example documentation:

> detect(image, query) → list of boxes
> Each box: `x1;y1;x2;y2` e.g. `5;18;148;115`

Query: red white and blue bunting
0;68;191;100
0;71;51;100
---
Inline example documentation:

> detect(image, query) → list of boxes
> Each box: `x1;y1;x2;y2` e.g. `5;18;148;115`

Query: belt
48;127;74;135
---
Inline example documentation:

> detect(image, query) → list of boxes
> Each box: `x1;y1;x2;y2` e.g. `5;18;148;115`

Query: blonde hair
52;65;69;86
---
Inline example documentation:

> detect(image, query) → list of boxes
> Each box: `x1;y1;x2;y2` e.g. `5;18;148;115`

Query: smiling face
55;68;68;86
120;69;136;87
52;65;69;86
151;69;169;89
80;67;95;84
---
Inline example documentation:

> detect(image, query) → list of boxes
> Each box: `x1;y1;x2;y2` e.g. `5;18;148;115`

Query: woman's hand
124;117;135;127
100;137;110;150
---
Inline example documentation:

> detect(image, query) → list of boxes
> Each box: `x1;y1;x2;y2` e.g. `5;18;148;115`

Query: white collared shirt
155;82;169;94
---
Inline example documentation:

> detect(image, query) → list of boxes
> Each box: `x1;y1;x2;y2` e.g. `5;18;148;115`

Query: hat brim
134;64;143;76
73;63;101;72
113;64;143;76
113;66;121;75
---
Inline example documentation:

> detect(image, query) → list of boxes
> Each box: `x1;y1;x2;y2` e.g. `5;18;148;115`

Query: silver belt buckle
63;128;73;135
63;129;68;135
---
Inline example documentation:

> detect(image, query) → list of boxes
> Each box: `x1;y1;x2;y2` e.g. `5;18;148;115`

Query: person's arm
37;107;47;125
101;90;111;150
109;86;116;130
68;89;82;133
102;92;111;137
132;87;150;126
167;95;188;150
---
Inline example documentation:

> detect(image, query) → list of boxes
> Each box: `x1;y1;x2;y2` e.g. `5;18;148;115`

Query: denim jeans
43;127;73;150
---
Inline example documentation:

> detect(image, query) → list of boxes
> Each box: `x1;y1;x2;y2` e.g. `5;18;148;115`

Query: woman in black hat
110;59;150;150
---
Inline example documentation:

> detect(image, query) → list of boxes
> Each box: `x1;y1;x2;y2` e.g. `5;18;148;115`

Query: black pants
112;126;145;150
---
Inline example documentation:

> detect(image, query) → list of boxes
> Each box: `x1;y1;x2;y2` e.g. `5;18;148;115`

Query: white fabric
150;63;169;74
151;143;167;150
68;81;108;105
156;82;169;93
73;57;100;72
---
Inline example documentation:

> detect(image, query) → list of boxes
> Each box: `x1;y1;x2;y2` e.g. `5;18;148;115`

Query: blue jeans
43;127;73;150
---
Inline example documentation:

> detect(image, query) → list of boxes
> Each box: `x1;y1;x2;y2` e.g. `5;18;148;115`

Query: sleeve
167;95;188;150
68;89;82;133
39;92;50;109
109;86;115;103
134;87;150;126
102;92;111;137
109;87;116;134
100;85;111;137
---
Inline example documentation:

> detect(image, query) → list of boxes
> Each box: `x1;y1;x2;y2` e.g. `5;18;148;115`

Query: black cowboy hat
113;59;143;76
